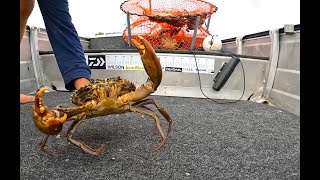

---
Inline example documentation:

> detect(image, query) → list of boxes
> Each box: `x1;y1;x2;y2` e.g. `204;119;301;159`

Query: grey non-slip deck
20;91;300;179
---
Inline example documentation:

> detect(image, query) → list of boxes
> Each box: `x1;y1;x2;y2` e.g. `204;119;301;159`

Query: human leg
20;0;35;42
37;0;91;90
20;0;36;104
20;94;35;104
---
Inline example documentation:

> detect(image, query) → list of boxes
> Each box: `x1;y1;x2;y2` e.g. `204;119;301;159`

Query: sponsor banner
91;54;215;74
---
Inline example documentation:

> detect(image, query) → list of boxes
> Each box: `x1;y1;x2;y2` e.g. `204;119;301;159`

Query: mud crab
160;28;183;50
32;36;173;156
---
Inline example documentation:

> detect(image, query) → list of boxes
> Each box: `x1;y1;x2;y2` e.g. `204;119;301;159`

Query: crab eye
84;98;92;103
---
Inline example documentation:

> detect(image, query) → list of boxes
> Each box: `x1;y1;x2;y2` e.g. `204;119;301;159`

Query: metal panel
20;34;31;62
30;27;46;89
38;32;49;39
222;42;237;54
20;61;37;93
222;27;300;116
277;33;300;71
236;36;244;54
225;35;272;58
38;39;53;52
153;86;252;100
268;31;300;116
273;70;300;96
20;29;35;94
20;61;35;79
20;78;37;94
269;89;300;116
80;38;90;49
40;55;64;84
21;24;300;115
243;36;271;58
40;52;267;100
263;28;280;99
38;28;90;50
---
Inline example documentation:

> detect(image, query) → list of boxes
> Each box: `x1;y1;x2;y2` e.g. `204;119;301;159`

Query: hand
74;78;90;90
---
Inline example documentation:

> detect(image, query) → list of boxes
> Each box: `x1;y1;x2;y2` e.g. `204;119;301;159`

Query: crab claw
132;35;162;89
32;87;67;135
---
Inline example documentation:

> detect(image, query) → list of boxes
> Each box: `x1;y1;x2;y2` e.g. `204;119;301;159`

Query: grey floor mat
20;91;300;179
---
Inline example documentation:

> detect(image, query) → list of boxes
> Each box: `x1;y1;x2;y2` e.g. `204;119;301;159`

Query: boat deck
20;91;300;179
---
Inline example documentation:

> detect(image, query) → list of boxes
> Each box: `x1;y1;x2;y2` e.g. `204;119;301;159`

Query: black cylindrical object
213;56;240;91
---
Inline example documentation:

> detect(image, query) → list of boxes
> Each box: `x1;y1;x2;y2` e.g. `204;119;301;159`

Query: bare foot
74;78;90;90
20;94;35;104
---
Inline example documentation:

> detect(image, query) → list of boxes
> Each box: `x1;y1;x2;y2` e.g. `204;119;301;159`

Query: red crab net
120;0;218;50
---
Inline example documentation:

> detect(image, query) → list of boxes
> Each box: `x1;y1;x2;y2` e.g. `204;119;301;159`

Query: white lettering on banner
165;67;182;72
182;67;193;72
107;65;124;70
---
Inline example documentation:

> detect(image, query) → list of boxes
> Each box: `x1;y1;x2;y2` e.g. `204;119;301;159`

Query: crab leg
131;99;173;136
128;105;168;150
39;135;60;156
66;112;106;156
118;36;172;150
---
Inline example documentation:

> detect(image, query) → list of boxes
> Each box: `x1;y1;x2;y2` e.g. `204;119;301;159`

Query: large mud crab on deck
32;36;173;156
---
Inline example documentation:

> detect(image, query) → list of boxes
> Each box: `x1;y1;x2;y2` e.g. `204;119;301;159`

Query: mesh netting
120;0;218;50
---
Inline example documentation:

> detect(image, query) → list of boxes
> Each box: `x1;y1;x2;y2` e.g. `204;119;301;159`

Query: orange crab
32;36;173;156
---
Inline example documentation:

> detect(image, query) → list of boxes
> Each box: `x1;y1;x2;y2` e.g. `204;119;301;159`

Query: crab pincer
131;35;162;89
32;87;67;135
32;87;67;155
